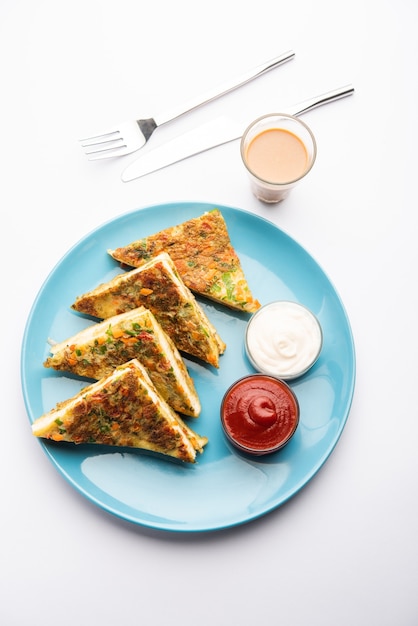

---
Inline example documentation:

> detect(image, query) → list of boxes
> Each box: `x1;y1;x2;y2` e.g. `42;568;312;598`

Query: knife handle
153;50;295;127
289;85;355;117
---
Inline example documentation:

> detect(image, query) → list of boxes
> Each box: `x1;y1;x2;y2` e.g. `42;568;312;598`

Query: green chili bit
210;282;221;294
222;272;236;301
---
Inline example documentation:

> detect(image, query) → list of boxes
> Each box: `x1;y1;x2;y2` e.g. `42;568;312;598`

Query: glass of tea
240;113;317;203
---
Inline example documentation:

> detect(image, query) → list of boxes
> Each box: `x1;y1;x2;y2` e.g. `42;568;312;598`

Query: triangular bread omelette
33;360;207;463
43;307;200;417
108;209;261;313
72;252;225;367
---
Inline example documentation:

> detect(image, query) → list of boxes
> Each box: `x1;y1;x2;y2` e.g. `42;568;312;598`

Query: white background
2;1;417;624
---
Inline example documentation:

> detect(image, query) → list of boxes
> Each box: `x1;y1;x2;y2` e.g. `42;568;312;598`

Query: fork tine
82;139;126;155
84;147;126;159
80;131;122;148
84;144;130;161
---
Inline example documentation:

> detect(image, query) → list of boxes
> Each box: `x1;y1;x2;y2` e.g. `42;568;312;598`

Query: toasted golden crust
32;360;207;463
108;210;261;313
43;308;201;417
72;252;226;367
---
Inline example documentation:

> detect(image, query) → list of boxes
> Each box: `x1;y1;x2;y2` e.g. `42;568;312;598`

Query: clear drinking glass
240;113;317;203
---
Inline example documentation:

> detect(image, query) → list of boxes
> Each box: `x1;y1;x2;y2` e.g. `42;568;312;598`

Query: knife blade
121;84;354;182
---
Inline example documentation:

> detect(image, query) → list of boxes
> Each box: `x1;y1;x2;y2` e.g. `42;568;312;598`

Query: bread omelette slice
33;360;207;463
72;252;226;368
43;307;200;417
108;209;261;314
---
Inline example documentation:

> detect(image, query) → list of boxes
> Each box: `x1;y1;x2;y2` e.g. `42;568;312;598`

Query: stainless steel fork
79;50;295;160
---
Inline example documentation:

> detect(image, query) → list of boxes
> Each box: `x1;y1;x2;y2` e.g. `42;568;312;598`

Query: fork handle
152;50;295;127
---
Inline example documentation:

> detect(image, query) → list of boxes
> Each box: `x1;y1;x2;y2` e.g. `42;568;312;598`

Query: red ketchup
220;375;299;455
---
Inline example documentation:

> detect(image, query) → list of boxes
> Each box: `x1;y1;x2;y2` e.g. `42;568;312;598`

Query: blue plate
21;202;355;532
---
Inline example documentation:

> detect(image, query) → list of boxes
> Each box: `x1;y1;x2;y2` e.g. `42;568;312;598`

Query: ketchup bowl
220;374;299;456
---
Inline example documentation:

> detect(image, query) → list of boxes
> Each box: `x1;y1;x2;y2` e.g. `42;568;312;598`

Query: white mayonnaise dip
245;301;322;379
